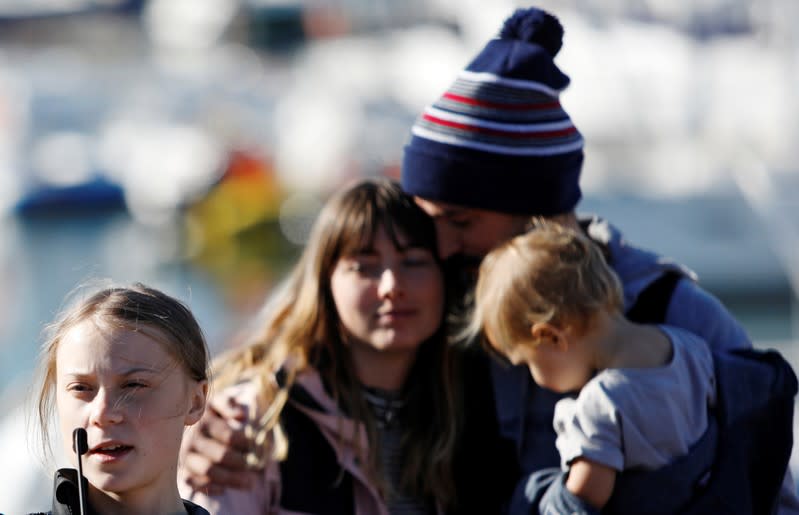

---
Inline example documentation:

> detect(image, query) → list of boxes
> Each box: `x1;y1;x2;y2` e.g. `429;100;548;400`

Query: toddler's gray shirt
554;325;716;471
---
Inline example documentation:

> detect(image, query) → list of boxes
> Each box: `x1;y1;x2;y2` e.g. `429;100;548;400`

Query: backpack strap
579;216;685;325
603;416;718;514
625;270;684;324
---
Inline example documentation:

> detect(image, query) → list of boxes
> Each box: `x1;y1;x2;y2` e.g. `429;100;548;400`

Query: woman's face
55;321;206;501
330;225;445;357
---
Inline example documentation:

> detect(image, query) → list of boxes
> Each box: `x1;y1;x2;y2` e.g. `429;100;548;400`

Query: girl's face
55;320;206;501
330;225;445;357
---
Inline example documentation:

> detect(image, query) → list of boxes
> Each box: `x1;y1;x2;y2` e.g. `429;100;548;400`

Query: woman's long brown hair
213;178;461;507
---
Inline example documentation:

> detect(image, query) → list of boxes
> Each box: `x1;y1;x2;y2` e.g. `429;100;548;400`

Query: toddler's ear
185;380;208;426
530;322;569;352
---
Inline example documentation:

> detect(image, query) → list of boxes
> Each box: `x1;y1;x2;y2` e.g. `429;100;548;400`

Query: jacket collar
50;468;210;515
52;468;93;515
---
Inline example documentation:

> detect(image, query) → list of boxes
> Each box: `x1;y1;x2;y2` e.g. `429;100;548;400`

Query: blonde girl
32;283;210;515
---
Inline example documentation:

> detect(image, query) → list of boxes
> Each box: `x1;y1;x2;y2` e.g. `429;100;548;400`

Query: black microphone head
73;427;88;456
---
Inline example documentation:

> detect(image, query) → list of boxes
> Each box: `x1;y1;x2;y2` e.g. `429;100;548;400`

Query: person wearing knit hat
403;7;583;218
402;6;799;514
401;7;588;264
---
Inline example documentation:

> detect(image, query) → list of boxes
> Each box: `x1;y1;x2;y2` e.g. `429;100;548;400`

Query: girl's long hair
213;178;460;507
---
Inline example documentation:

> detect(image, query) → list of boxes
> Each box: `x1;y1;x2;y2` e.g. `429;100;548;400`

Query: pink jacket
180;368;433;515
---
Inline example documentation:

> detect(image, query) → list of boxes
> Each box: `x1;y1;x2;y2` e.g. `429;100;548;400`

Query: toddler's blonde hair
468;221;623;354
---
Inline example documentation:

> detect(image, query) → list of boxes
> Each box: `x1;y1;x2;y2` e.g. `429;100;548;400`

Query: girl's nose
89;390;124;426
377;268;403;299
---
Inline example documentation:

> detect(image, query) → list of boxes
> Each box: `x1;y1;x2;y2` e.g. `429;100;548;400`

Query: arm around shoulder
179;380;283;514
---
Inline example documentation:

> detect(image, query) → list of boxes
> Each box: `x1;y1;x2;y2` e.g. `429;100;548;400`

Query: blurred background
0;0;797;512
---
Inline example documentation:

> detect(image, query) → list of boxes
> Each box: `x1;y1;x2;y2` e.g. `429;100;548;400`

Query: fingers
179;394;258;492
182;443;254;492
209;393;248;422
202;400;251;452
197;425;250;468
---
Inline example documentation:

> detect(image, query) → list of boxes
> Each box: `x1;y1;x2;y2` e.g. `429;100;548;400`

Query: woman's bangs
322;179;438;263
333;200;380;258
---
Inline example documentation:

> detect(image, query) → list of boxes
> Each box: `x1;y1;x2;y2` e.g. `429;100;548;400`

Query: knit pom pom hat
401;7;584;216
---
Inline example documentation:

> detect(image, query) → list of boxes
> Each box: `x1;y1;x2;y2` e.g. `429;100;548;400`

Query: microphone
73;428;89;515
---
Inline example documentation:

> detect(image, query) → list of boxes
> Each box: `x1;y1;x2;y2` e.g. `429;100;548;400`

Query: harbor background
0;0;797;512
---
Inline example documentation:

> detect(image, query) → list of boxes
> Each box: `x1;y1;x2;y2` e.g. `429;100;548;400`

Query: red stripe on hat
443;92;561;110
423;113;577;139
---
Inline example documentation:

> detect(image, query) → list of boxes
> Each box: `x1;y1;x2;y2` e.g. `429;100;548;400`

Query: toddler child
467;223;716;512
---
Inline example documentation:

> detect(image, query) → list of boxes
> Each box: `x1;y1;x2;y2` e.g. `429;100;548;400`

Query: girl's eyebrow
120;366;163;376
62;366;164;378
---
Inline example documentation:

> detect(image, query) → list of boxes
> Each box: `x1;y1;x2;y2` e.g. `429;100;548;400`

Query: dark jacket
28;468;210;515
277;346;518;515
182;346;518;514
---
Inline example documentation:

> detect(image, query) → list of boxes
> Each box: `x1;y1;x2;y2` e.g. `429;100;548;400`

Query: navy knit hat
401;7;584;216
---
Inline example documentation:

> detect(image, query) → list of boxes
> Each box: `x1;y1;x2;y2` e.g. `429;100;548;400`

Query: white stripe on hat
411;125;584;157
458;70;566;96
425;106;575;133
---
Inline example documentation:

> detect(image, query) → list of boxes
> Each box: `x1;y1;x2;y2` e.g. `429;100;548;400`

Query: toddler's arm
565;457;616;509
